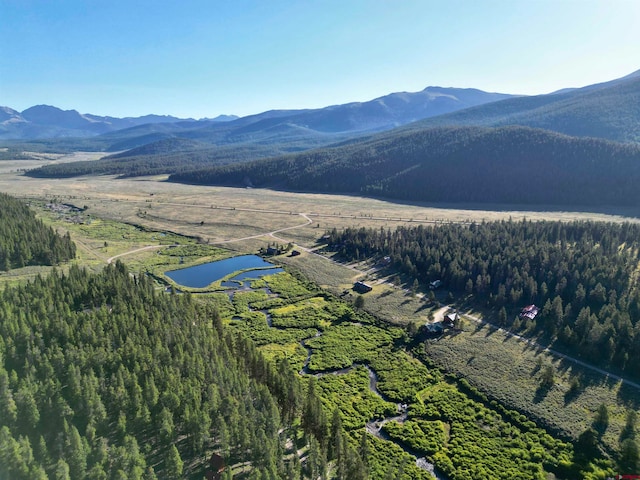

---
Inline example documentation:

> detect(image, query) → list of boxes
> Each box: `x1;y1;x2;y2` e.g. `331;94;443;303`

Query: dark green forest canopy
0;263;300;479
0;193;76;271
328;219;640;374
408;75;640;143
167;126;640;207
22;142;293;179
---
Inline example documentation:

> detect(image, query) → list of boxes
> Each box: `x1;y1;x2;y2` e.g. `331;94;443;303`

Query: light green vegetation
383;419;447;457
370;350;436;404
316;366;397;430
408;382;574;480
221;270;590;479
365;435;435;480
270;297;335;329
420;320;638;454
305;324;396;372
251;271;315;299
230;290;319;347
0;264;57;287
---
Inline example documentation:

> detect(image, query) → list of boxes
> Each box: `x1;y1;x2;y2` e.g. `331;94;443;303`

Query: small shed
429;280;443;289
353;281;373;293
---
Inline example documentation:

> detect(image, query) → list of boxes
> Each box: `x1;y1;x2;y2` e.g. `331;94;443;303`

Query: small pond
165;255;279;288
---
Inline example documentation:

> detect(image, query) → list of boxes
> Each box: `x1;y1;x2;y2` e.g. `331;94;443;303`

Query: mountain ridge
408;73;640;142
167;125;640;207
0;86;515;141
0;105;220;140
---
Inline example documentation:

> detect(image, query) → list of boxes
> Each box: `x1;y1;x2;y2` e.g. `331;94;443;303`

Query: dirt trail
106;245;169;264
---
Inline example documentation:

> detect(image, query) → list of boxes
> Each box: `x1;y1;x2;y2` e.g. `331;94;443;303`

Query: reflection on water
165;255;278;288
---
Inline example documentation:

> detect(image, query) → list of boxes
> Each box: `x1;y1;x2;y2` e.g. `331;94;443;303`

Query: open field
2;154;640;256
420;320;637;454
0;151;106;174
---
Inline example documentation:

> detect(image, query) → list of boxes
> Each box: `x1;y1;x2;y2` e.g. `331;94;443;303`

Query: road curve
106;245;168;264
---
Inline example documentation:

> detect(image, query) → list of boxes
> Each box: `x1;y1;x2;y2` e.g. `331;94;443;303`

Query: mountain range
0;105;241;140
407;69;640;143
17;68;640;206
1;87;513;142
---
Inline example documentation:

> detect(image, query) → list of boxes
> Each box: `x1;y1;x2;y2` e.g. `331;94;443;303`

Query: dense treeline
24;141;317;179
0;193;75;270
0;262;306;479
328;220;640;374
168;126;640;206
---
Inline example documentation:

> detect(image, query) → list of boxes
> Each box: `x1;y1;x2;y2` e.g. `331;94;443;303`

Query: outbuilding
353;281;373;293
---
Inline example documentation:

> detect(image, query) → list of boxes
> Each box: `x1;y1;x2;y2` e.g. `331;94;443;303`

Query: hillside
409;73;640;143
0;262;300;479
168;125;640;207
329;220;640;376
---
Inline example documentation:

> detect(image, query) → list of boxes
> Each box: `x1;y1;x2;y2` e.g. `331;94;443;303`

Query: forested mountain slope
19;86;518;178
0;193;76;270
409;74;640;143
169;125;640;207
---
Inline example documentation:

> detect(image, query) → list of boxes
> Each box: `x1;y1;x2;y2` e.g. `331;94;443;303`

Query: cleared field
421;320;638;454
0;151;105;174
2;155;640;257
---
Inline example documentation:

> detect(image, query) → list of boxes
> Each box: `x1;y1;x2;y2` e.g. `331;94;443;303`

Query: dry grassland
2;155;640;256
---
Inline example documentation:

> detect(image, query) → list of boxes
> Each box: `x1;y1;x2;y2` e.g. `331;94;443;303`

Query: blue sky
1;0;639;118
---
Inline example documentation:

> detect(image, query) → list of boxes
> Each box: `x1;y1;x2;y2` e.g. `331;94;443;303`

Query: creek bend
227;276;449;479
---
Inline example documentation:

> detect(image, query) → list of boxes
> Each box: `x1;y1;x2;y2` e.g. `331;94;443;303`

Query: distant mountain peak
201;114;239;122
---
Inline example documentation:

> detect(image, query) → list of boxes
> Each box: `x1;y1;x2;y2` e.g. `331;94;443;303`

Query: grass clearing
419;319;636;453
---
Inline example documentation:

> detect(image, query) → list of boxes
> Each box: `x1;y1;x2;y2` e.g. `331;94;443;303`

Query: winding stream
298;335;447;479
235;283;448;479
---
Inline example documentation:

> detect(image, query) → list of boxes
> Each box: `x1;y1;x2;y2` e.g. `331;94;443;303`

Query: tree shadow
617;382;640;410
563;384;581;405
413;303;431;313
533;383;552;403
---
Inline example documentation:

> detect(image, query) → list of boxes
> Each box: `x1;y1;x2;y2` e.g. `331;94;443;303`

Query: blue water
165;255;278;288
220;267;284;287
